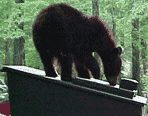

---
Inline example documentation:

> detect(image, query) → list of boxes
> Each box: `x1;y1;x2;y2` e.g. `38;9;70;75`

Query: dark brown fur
32;3;122;86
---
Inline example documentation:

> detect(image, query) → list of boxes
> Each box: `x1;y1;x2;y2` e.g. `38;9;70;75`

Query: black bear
32;3;122;86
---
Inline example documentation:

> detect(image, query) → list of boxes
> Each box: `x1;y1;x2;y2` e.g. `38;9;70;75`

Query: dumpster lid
1;65;147;105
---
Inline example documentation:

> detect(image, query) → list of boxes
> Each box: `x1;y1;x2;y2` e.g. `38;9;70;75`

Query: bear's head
102;47;122;86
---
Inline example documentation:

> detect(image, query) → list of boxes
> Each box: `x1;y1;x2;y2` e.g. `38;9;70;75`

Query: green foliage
25;49;43;68
0;1;148;113
0;79;8;102
141;74;148;91
0;0;148;91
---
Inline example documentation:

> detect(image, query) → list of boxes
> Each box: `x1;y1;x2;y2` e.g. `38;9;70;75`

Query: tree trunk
5;39;10;65
92;0;102;79
92;0;99;16
13;0;25;65
4;38;11;85
13;37;25;65
109;7;122;84
131;18;142;95
141;39;147;75
118;33;125;84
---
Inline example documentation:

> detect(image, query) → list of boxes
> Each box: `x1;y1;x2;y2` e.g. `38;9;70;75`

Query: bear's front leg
60;53;73;81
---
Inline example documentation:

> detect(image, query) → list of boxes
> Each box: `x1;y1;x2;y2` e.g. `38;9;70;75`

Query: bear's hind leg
73;54;90;79
38;50;58;77
84;55;100;79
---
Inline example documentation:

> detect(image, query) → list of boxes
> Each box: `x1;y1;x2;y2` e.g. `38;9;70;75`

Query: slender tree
13;0;25;65
92;0;102;79
132;18;142;95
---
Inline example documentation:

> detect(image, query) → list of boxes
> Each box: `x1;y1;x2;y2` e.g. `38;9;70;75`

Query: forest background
0;0;148;111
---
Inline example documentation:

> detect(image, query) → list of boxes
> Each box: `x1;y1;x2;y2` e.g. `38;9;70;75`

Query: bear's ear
112;47;122;56
117;47;122;55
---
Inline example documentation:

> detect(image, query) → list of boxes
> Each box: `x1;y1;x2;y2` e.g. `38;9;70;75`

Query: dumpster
1;66;147;116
